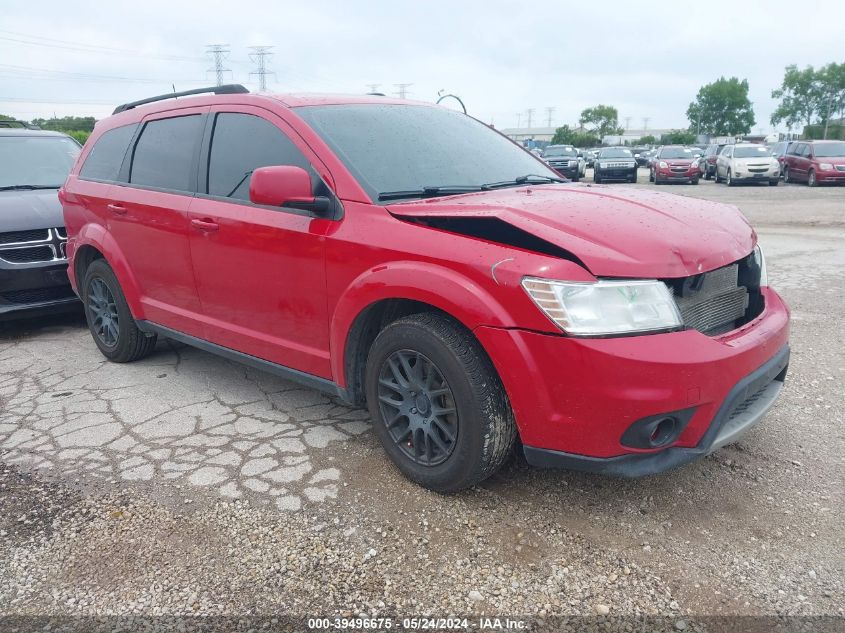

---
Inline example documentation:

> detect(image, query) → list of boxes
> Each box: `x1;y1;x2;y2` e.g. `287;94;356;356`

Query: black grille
727;381;772;422
55;227;68;238
0;246;54;263
0;229;49;245
1;286;75;305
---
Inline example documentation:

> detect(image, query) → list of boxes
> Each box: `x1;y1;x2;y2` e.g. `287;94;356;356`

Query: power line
206;44;231;86
248;46;274;92
393;83;412;99
0;30;205;62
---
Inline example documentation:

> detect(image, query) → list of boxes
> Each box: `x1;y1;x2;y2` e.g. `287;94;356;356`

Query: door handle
190;218;219;232
107;203;127;215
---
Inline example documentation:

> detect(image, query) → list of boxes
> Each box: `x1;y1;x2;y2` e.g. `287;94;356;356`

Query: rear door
109;107;206;334
186;106;334;378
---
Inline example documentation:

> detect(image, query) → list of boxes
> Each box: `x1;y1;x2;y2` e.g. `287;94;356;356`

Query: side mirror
249;165;331;214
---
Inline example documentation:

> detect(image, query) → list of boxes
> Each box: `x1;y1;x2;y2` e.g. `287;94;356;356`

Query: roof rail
0;119;40;129
112;84;249;115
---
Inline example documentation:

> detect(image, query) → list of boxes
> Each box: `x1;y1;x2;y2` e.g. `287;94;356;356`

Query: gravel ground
1;175;843;631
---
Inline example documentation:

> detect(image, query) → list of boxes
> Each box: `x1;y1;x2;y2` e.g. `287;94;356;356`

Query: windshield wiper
482;174;566;189
0;184;61;191
378;185;484;201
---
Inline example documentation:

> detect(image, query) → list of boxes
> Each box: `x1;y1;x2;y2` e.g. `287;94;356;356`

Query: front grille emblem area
0;228;68;265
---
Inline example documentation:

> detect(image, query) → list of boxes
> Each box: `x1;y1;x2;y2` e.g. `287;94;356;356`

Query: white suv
715;144;779;186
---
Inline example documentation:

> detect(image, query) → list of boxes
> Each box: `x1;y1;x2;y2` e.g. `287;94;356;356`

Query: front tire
82;259;157;362
808;169;817;187
727;169;736;186
365;313;516;492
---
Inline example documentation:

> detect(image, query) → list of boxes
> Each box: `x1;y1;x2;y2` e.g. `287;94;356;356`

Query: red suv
60;86;790;491
649;145;700;184
782;140;845;186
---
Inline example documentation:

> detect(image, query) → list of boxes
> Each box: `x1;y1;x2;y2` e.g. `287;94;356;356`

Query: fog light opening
649;417;677;447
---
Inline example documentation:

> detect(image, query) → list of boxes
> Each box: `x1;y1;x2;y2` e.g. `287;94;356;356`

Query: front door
187;107;334;378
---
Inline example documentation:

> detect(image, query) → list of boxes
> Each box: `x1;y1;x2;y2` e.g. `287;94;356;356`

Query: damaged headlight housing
753;243;768;286
522;277;683;336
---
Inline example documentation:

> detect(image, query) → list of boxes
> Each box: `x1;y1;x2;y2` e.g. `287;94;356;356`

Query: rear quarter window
79;123;138;181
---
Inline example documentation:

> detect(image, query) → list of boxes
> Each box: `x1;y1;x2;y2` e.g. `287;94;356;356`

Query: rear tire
629;172;637;184
365;313;516;492
783;166;790;183
82;259;157;363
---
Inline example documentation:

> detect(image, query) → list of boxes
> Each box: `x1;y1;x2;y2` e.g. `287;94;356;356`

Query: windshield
814;142;845;158
296;104;557;201
733;145;770;158
0;135;81;188
599;148;632;158
544;146;576;157
660;147;693;159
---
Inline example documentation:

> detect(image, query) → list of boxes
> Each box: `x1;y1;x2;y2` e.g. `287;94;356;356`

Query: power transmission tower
516;113;522;127
393;83;413;99
366;83;381;94
642;117;650;132
545;107;555;127
624;116;631;131
206;44;231;86
248;46;275;92
526;108;535;128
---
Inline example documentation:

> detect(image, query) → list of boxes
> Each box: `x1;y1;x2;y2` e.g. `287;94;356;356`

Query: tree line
0;114;93;144
550;61;844;146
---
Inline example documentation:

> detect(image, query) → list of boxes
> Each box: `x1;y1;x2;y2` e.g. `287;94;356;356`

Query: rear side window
130;115;202;192
79;123;137;181
206;112;312;200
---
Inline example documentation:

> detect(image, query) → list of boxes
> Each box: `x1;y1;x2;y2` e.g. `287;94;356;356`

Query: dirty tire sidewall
365;313;516;493
82;259;157;363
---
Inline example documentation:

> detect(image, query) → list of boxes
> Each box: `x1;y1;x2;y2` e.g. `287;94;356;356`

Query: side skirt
136;320;353;404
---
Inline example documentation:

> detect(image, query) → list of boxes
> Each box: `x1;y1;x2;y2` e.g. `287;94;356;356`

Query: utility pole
526;108;535;128
206;44;231;86
366;83;381;94
545;107;555;127
823;90;833;139
393;83;413;99
248;46;274;92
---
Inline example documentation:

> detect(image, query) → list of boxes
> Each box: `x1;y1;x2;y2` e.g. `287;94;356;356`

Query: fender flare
73;223;145;319
329;261;514;387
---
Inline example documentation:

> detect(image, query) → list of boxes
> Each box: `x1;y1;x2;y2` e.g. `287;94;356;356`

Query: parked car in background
632;147;651;167
770;140;794;178
650;145;699;185
61;87;790;490
542;145;580;181
575;150;587;177
699;143;727;180
782;140;845;186
0;125;82;319
585;149;599;168
593;147;637;183
715;144;780;186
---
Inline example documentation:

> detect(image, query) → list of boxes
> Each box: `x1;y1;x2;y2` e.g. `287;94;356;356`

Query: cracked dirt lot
1;177;844;629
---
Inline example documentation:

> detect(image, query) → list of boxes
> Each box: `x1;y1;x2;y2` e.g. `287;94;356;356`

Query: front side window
295;104;555;201
0;135;80;188
79;123;138;181
130;115;202;192
207;113;312;200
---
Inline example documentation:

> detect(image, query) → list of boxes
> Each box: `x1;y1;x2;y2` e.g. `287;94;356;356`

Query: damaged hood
387;184;755;278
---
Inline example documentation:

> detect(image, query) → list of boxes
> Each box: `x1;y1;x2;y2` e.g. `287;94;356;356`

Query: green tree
30;116;96;133
770;65;822;130
638;134;657;145
660;130;697;145
0;113;14;121
550;125;599;147
817;62;845;129
579;105;623;139
687;77;755;136
550;124;574;145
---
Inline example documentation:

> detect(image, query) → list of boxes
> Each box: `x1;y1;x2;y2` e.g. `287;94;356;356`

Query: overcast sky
1;0;842;132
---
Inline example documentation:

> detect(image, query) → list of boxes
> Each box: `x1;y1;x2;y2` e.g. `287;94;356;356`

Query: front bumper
549;164;578;178
817;169;845;183
656;168;698;182
0;260;79;319
595;167;636;181
734;170;779;182
474;286;790;476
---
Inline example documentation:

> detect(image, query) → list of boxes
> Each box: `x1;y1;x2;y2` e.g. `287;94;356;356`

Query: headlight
753;244;768;286
598;162;608;168
819;163;833;171
521;278;683;336
658;161;668;168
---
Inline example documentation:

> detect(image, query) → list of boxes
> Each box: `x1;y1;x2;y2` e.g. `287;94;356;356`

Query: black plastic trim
523;344;790;477
135;321;352;404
